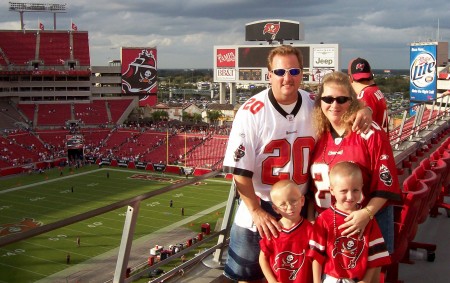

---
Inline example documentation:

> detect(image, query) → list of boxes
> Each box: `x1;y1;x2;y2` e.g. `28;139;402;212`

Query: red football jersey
357;84;388;130
310;124;402;211
260;218;314;283
308;207;391;280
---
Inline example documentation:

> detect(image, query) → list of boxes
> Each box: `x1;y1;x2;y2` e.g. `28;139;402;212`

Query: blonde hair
267;45;303;71
313;71;363;138
270;179;302;199
329;161;363;187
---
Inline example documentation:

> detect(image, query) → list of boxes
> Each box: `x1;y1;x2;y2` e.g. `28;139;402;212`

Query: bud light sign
409;44;437;102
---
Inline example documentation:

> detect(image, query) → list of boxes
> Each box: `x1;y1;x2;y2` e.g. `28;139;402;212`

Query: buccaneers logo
263;22;280;40
332;236;365;269
0;218;43;237
379;164;393;186
122;49;157;94
273;250;306;280
233;144;246;161
355;63;365;71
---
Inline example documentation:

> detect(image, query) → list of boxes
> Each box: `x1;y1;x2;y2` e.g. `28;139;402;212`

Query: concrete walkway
36;202;227;283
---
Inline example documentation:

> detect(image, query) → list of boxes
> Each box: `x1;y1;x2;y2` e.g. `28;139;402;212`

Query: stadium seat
412;165;439;223
385;181;429;283
430;148;450;217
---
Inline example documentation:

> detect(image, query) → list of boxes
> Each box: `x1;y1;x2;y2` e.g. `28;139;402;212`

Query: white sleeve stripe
369;237;385;247
309;239;325;251
368;251;390;261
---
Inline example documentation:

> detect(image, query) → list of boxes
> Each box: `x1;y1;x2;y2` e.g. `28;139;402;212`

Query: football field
0;166;231;283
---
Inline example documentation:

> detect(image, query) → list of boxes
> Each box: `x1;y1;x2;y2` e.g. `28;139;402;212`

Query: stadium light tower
9;2;66;30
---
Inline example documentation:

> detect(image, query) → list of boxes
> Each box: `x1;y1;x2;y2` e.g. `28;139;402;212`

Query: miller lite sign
409;43;437;102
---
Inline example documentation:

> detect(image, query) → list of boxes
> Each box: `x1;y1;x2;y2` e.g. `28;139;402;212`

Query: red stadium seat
430;148;450;217
385;181;429;283
412;165;439;223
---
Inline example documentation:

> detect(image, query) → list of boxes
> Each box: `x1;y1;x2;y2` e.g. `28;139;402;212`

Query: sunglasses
320;96;352;104
271;68;301;77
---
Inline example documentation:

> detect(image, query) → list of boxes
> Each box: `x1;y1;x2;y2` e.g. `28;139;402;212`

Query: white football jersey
223;88;316;202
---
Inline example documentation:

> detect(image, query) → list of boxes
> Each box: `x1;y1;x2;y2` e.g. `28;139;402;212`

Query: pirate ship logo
332;236;365;269
272;250;306;280
0;218;43;237
122;49;157;93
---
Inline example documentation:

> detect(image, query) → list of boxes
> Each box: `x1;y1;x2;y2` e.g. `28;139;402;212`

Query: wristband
364;207;374;220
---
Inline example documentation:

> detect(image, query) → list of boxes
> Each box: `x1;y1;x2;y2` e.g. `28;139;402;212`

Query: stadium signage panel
214;44;339;84
135;161;147;169
216;68;236;80
409;43;437;102
117;160;128;167
216;49;236;67
245;19;302;41
153;163;166;172
66;135;84;149
313;48;335;67
121;47;158;107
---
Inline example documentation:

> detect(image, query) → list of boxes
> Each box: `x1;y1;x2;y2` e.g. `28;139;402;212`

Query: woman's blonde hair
313;71;363;138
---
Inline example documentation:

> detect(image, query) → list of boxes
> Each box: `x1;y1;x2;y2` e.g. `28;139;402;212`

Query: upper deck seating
39;32;71;65
0;31;36;66
37;104;72;126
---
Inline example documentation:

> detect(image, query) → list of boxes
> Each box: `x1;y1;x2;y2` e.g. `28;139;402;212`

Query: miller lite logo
410;51;436;88
263;22;280;40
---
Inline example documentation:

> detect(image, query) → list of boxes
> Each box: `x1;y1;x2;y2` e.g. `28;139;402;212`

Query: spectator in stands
309;71;402;283
259;180;313;283
348;58;388;131
222;45;372;283
308;161;391;283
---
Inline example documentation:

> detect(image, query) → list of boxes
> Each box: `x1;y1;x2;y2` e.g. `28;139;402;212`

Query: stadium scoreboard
213;43;340;85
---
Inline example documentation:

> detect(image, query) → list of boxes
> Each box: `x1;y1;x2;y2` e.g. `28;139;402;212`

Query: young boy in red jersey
259;180;314;283
308;162;391;283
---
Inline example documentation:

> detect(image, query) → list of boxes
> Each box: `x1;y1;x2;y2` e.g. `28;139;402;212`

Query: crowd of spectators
0;121;232;169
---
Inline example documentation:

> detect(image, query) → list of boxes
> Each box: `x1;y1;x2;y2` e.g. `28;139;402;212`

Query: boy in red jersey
259;180;313;283
308;162;391;283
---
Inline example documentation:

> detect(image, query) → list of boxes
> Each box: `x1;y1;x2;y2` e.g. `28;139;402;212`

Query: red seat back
412;165;438;223
392;181;429;263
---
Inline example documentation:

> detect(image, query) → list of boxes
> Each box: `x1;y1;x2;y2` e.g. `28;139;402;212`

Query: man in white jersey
222;45;373;283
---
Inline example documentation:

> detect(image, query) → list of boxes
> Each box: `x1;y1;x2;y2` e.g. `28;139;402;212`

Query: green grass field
0;166;231;283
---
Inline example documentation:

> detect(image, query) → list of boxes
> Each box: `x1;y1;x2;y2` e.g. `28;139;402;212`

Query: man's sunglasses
320;96;352;104
271;68;301;77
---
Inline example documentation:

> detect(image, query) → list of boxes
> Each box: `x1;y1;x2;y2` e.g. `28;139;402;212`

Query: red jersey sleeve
308;214;328;265
363;125;402;205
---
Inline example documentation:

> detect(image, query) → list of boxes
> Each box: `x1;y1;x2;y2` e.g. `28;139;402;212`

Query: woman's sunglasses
320;96;352;104
271;68;301;77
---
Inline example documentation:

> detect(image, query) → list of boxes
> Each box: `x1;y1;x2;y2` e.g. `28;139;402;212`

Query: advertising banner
66;135;84;149
121;47;158;107
135;161;147;169
409;44;437;102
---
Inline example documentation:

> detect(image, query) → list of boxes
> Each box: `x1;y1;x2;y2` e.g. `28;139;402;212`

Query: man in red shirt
348;58;388;132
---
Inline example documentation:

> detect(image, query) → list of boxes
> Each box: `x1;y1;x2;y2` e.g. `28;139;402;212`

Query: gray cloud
1;0;449;69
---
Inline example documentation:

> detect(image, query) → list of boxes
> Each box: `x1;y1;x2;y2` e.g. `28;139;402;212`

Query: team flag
39;21;44;30
71;21;78;31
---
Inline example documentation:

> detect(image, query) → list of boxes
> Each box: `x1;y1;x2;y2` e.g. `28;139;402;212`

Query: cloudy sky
0;0;449;69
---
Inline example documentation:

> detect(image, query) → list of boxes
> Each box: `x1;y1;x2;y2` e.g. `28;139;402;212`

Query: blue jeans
223;224;264;281
375;205;394;254
223;200;279;281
